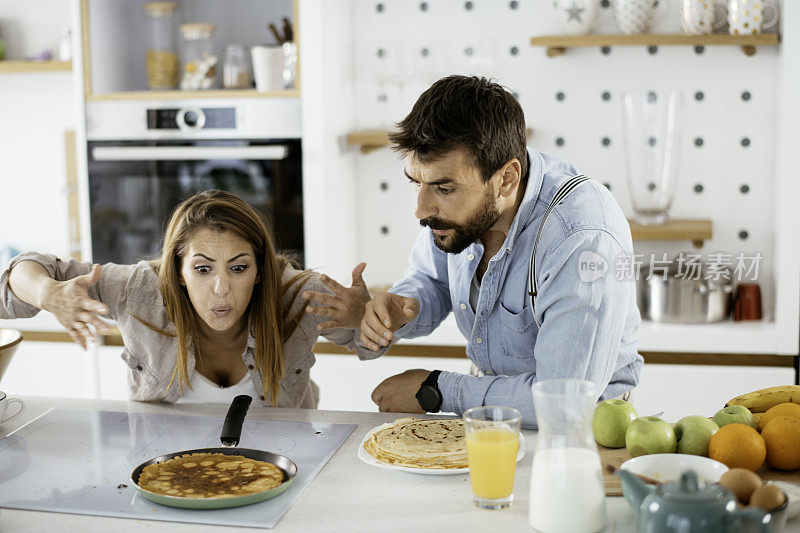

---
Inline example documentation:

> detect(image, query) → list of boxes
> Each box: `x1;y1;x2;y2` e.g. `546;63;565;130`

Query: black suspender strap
528;174;591;327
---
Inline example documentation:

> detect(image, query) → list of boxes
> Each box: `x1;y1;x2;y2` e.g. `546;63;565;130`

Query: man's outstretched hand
360;292;419;351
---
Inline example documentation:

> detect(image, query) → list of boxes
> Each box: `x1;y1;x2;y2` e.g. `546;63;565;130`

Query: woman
0;190;372;406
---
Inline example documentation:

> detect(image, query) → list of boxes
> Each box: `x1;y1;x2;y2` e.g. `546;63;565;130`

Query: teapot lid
660;470;730;506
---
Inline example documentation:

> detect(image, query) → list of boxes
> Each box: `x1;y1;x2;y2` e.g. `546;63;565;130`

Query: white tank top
178;370;256;403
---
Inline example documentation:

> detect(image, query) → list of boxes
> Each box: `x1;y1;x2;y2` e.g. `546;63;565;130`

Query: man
311;75;642;428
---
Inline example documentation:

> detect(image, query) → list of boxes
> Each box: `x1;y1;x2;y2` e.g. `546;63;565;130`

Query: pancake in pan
138;452;284;498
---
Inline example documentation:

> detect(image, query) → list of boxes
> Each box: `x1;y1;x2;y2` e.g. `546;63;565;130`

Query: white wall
0;0;73;60
0;0;76;258
299;0;360;282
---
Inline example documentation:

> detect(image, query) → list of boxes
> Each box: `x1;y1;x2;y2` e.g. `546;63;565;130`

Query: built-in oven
85;99;303;266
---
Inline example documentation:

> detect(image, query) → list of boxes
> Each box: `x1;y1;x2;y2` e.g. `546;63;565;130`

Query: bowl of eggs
718;469;788;533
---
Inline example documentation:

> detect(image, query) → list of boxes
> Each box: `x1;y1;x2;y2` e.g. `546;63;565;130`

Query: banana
726;385;800;413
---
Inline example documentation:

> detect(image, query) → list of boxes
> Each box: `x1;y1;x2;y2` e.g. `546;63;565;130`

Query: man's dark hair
388;75;528;183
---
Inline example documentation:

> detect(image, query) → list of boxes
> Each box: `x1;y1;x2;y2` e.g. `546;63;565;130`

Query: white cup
681;0;726;35
0;392;23;426
612;0;665;34
554;0;610;35
251;45;286;92
728;0;778;35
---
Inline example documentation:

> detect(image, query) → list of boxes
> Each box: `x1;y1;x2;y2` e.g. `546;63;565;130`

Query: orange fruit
708;423;766;471
757;403;800;432
762;416;800;471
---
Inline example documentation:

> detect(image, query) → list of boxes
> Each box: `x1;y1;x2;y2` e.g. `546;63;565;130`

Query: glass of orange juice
463;406;522;509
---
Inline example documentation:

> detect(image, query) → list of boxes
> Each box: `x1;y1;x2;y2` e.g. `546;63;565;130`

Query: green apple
713;405;755;429
625;416;677;457
675;415;719;456
593;399;638;448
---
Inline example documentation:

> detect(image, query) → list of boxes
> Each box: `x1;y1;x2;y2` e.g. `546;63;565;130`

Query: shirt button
475;337;482;344
459;303;467;310
136;365;143;371
295;368;302;374
248;364;254;370
467;254;475;261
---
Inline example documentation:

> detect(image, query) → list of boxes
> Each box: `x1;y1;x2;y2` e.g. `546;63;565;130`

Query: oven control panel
146;107;236;130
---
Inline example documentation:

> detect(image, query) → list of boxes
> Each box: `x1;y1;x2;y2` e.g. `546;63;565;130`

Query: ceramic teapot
616;469;769;532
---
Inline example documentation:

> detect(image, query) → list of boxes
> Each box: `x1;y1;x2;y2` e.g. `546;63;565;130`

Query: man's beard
420;186;501;254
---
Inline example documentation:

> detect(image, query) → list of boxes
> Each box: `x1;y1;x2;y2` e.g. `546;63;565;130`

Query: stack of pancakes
363;417;467;469
138;452;284;498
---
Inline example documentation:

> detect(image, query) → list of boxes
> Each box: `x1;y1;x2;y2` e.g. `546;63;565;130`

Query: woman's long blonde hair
149;190;308;405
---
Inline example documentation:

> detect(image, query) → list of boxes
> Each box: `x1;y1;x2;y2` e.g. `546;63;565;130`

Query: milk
528;447;606;533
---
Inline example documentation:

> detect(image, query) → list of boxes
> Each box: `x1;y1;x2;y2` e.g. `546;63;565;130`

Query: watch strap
422;369;442;389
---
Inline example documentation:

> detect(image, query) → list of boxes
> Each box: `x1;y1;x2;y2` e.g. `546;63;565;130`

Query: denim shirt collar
498;147;545;253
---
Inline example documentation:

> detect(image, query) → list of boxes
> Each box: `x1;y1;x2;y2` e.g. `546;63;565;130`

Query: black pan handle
220;394;252;447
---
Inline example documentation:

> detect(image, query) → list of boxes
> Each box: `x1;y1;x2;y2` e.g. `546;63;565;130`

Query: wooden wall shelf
530;33;780;57
348;128;534;154
347;129;390;154
86;89;300;101
629;218;712;248
0;60;72;73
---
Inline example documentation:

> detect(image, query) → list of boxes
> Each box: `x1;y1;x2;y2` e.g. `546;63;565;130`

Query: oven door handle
91;145;289;161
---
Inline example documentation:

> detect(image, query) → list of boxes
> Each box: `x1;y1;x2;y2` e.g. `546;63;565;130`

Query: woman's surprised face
180;228;259;334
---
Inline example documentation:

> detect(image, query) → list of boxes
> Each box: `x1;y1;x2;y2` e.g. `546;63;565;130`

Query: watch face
417;386;440;412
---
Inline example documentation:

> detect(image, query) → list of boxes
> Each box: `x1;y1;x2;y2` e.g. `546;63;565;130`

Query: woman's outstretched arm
8;259;111;348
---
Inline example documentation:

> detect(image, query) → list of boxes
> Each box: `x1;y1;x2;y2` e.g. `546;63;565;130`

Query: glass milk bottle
530;379;606;533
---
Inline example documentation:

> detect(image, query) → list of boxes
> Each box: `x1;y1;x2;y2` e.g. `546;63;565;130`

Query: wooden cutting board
599;446;800;497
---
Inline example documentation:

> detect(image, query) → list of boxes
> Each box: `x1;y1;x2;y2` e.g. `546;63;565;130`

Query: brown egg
718;468;763;504
750;484;786;512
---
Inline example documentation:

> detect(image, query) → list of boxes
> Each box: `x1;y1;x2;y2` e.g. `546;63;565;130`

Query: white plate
357;422;525;475
620;453;729;483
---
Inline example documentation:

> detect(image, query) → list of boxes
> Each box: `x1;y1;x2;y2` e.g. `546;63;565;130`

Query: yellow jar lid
143;2;178;17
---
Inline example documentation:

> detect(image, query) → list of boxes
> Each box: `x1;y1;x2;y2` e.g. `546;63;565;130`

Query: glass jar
621;91;683;226
180;23;218;90
142;2;179;90
222;44;251;89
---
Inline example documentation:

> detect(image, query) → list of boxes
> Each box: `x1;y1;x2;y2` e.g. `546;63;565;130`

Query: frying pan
130;394;298;509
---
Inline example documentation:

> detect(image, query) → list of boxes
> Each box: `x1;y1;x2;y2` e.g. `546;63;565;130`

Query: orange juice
466;428;519;499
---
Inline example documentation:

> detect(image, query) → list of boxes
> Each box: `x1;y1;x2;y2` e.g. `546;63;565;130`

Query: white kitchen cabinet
310;353;472;413
2;340;793;420
310;354;796;420
1;341;101;399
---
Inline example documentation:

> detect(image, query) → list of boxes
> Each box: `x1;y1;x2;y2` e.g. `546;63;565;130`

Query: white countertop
0;397;638;532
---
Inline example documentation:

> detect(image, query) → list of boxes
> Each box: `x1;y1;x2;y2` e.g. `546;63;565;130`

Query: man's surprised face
406;148;501;254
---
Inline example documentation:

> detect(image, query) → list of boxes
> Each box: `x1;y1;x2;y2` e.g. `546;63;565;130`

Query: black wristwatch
415;370;443;413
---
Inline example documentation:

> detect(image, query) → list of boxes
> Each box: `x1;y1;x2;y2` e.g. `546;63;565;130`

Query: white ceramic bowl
620;453;729;484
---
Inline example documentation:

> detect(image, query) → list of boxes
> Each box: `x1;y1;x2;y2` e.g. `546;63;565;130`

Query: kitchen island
0;396;639;532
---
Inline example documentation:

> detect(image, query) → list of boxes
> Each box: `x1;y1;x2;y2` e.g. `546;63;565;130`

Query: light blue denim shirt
383;148;643;428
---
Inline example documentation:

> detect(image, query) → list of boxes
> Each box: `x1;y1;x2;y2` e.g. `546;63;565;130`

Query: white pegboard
349;0;783;328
